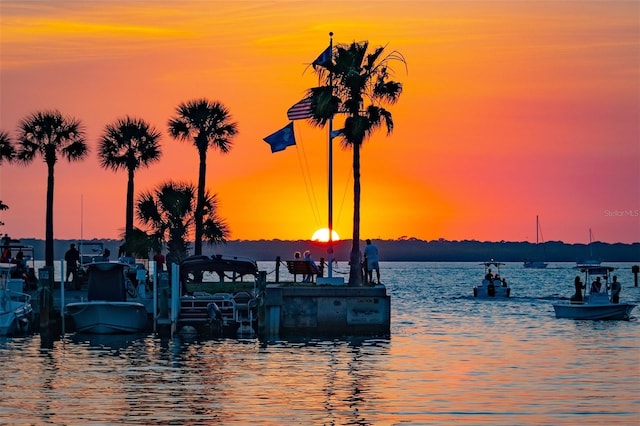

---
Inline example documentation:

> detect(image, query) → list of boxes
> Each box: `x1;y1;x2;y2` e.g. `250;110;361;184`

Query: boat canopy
575;265;615;275
481;261;505;268
180;255;258;283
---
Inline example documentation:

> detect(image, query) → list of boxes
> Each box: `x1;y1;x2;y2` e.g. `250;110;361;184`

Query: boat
523;215;548;268
576;228;601;266
0;263;33;336
473;261;511;298
65;262;148;334
176;254;260;337
553;265;636;320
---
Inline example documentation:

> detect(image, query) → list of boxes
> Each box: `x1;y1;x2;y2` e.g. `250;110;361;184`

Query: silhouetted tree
136;181;229;265
168;99;238;256
308;40;405;285
98;116;162;248
15;111;88;266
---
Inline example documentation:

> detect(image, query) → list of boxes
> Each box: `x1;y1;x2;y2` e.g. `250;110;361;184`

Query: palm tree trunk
194;149;207;255
125;168;135;239
348;140;363;286
45;163;55;266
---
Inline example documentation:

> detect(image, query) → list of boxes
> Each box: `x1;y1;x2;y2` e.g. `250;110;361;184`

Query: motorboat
66;262;148;334
474;261;511;298
523;215;548;268
553;265;635;320
0;263;33;336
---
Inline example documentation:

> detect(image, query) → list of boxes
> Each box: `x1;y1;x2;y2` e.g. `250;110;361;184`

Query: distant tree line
17;238;639;263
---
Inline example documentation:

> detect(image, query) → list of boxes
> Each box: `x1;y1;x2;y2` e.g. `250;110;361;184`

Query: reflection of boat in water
66;262;148;334
553;265;636;320
0;263;33;336
523;215;548;269
473;261;511;298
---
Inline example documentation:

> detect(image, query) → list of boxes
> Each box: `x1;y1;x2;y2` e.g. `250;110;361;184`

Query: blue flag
264;122;296;153
312;45;332;69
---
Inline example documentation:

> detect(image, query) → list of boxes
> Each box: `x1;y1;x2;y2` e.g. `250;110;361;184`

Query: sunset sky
1;1;638;244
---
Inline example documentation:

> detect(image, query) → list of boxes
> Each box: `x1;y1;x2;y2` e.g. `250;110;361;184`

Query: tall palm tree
168;99;238;256
15;110;88;266
308;41;405;286
136;181;229;265
98;116;162;246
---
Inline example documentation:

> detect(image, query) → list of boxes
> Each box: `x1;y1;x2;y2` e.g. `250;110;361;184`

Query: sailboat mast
327;32;334;278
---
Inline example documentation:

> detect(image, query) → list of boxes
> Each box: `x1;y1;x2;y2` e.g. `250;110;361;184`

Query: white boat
523;216;548;268
66;262;148;334
553;265;636;320
473;261;511;298
0;263;33;336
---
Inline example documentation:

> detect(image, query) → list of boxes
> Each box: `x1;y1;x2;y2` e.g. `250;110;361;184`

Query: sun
311;228;340;242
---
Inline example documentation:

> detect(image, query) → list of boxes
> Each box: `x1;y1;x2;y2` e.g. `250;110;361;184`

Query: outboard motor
207;302;223;337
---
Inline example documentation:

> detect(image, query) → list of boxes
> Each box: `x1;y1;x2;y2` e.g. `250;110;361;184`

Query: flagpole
327;31;334;278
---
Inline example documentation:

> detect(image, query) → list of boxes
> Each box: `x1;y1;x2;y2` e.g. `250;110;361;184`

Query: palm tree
136;181;229;266
0;130;15;163
168;99;238;256
15;110;88;266
308;41;405;286
0;130;15;225
98;116;162;247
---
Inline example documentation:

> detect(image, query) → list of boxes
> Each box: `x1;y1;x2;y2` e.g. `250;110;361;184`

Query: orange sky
0;1;638;244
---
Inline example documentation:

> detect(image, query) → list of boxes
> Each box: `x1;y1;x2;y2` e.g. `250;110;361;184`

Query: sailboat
523;215;548;268
576;228;601;266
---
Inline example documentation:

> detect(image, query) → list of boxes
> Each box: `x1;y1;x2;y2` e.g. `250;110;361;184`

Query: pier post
275;256;280;282
632;265;639;287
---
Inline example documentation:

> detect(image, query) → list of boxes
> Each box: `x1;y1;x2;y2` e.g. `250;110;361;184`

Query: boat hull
473;279;511;298
66;301;148;334
552;302;636;321
0;290;33;336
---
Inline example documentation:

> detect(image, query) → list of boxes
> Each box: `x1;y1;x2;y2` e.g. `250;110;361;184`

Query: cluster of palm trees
0;99;237;267
1;40;404;286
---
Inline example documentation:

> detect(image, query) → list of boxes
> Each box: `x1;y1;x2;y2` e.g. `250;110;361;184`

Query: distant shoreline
11;238;640;263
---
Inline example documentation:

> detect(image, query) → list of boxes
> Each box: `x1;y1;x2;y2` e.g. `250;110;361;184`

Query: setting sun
311;228;340;242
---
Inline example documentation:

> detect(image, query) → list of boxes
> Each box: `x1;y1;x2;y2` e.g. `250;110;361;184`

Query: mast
327;32;335;278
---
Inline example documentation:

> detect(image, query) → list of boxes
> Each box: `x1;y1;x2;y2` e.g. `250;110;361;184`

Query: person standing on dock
364;239;380;285
65;243;80;289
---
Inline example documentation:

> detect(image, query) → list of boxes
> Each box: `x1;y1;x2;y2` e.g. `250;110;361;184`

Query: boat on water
0;263;34;336
65;262;148;334
523;215;548;269
553;265;636;320
473;261;511;298
575;228;601;266
177;254;260;337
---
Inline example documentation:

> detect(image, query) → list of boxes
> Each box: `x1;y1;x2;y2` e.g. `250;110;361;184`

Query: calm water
1;261;639;425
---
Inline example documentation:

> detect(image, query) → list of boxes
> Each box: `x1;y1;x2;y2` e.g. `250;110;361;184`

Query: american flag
287;98;313;121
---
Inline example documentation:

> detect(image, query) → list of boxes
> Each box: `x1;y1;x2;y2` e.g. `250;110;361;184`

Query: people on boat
102;248;110;261
610;275;621;303
364;239;380;285
302;250;319;283
65;243;80;289
590;276;602;293
501;278;508;287
571;275;585;302
485;269;493;281
0;247;10;262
